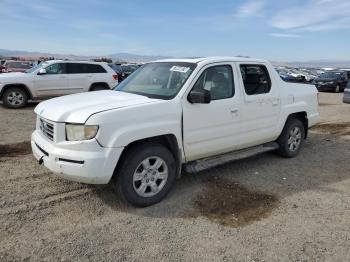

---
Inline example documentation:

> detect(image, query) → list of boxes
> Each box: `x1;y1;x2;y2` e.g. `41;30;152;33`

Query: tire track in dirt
311;122;350;136
0;188;92;216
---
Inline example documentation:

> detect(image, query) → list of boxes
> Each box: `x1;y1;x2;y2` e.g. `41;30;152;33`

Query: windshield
115;62;196;99
25;62;48;73
320;72;342;78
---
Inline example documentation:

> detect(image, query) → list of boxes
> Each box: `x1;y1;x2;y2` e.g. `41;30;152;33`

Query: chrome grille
39;118;54;141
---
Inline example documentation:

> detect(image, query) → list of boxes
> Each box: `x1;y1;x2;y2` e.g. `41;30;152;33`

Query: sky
0;0;350;61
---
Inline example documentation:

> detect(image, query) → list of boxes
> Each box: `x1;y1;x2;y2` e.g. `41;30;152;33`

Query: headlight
65;124;99;141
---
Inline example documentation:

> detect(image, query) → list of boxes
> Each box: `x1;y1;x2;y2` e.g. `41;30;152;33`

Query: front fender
87;99;184;151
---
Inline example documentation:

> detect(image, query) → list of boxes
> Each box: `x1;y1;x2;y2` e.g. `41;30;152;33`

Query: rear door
236;63;281;147
66;63;90;94
67;63;108;93
34;62;68;97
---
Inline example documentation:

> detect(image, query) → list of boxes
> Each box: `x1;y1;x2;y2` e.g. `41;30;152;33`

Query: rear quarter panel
277;82;319;133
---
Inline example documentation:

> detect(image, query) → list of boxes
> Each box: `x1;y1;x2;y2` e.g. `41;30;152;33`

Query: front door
34;63;68;97
182;63;242;161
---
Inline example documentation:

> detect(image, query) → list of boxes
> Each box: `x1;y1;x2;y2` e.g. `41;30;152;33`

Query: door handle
272;99;280;106
230;108;239;113
59;76;66;79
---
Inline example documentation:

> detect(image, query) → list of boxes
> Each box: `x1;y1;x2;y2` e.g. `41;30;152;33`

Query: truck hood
35;91;159;123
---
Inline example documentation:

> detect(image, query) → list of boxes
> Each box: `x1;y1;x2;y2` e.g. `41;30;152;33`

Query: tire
2;87;28;108
276;117;305;158
115;142;177;207
335;84;340;93
90;85;108;91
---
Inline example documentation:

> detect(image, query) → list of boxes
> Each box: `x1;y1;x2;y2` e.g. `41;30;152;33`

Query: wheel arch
89;82;110;91
284;111;308;138
112;134;182;180
0;84;33;100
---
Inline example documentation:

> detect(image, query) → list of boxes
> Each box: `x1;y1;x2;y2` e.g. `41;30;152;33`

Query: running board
184;142;279;173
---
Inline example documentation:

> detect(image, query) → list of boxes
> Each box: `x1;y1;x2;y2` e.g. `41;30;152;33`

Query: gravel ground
0;93;350;261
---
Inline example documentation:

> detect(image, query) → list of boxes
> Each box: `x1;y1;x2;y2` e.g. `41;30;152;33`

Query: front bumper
31;130;124;184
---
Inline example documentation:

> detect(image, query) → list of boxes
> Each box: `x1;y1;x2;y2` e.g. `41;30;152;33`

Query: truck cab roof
153;56;268;65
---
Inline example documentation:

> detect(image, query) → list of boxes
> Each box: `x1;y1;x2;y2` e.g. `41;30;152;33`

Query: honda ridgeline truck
31;57;320;206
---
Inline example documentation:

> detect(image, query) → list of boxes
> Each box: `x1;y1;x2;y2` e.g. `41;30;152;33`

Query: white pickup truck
31;57;319;206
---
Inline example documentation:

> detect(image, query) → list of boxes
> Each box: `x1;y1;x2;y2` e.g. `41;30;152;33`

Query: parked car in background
0;64;7;73
108;63;125;81
31;56;319;206
2;60;32;73
343;81;350;104
121;64;140;78
0;60;118;108
298;69;317;83
277;68;306;83
314;71;348;93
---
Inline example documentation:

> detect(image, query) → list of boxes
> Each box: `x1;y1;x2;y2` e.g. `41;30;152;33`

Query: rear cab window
239;64;271;95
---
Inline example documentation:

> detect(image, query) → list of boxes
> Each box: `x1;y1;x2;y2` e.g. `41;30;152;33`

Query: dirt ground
0;93;350;261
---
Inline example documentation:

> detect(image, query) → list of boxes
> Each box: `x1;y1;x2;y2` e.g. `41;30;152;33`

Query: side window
85;64;107;73
45;63;66;74
67;63;107;74
193;65;234;100
67;63;84;74
240;64;271;95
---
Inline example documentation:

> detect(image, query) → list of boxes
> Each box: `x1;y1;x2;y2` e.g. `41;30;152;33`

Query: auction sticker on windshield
170;66;190;73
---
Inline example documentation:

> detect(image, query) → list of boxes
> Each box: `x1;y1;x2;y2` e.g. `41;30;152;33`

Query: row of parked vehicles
276;66;350;93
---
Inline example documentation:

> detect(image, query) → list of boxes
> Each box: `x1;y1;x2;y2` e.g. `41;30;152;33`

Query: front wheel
2;87;28;108
115;143;177;207
276;117;305;158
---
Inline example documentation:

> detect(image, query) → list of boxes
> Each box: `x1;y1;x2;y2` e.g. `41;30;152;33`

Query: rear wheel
90;85;109;91
276;117;305;158
2;87;28;108
115;143;177;207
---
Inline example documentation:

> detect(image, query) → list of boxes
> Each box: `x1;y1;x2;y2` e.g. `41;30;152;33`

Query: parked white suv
31;57;320;207
0;60;118;108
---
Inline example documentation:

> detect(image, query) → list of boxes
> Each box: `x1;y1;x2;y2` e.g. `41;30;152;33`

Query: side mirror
37;68;47;75
188;89;211;104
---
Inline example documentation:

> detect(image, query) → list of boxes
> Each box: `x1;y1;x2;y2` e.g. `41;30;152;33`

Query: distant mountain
0;49;88;60
108;53;171;62
0;49;170;62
